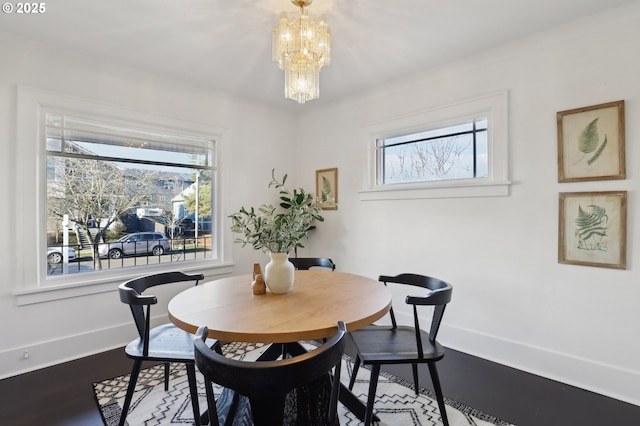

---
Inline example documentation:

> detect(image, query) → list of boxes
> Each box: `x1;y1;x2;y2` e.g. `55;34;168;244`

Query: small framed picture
558;191;627;269
316;168;338;210
557;100;625;182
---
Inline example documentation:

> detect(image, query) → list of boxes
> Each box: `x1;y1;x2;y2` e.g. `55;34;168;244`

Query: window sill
14;262;234;306
358;180;511;200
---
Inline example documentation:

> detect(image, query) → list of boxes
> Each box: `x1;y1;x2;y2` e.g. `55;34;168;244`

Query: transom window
377;118;488;185
360;90;509;200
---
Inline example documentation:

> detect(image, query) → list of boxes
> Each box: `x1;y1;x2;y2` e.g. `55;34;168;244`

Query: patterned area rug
94;342;515;426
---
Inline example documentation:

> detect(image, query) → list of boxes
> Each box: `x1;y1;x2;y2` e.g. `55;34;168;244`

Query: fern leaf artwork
573;117;609;167
574;204;608;251
578;118;600;154
587;134;607;166
321;176;333;203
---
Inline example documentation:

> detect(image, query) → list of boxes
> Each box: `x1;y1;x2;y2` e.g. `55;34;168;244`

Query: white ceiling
1;0;635;111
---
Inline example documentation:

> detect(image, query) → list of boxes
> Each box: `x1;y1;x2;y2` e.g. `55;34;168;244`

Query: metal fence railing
47;235;213;276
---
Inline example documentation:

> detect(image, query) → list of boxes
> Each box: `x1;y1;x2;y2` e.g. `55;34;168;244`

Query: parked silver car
98;232;171;259
47;246;77;264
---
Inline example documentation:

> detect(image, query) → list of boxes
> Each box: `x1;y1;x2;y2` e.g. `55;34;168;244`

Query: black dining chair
289;257;336;271
118;271;207;426
347;274;453;426
194;321;347;426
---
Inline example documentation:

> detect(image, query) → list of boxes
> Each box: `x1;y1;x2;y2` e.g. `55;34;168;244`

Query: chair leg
412;363;420;395
204;379;220;426
427;363;449;426
164;362;170;391
348;354;361;390
364;364;380;426
186;363;202;426
329;363;342;423
119;359;142;426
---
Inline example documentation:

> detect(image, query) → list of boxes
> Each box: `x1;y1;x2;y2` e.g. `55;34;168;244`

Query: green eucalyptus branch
229;170;324;254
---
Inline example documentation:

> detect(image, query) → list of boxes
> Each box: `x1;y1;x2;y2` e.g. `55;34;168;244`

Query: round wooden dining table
168;270;392;343
169;269;391;423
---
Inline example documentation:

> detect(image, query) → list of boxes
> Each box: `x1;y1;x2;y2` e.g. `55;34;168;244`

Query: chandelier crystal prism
272;0;330;104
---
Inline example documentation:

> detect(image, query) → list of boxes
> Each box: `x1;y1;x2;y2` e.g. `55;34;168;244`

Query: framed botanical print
558;191;627;269
557;100;625;182
316;168;338;210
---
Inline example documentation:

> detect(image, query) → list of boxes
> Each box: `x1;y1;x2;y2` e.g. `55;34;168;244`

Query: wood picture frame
557;100;625;182
316;168;338;210
558;191;627;269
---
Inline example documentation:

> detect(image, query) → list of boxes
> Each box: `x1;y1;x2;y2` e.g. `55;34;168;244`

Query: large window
15;87;231;304
360;91;510;200
45;112;215;277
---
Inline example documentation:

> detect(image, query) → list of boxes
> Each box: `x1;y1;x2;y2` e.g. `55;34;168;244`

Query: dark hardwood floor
0;344;638;426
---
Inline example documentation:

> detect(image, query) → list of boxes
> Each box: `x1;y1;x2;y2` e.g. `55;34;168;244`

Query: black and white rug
94;342;515;426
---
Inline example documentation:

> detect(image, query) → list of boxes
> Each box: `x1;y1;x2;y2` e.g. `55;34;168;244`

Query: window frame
15;86;233;305
377;118;488;184
360;90;510;200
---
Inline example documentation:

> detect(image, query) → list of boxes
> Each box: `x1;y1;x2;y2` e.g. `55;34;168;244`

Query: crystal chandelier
272;0;330;104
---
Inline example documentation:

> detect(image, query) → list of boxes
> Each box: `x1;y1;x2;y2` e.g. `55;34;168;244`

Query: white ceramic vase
264;252;295;294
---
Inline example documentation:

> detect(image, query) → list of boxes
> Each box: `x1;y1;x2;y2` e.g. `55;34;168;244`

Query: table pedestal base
256;341;381;424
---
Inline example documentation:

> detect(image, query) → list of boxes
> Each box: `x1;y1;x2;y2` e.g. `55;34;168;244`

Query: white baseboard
0;317;165;380
440;323;640;407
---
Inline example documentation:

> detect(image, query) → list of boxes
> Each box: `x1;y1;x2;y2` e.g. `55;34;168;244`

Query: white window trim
359;90;510;200
14;86;233;305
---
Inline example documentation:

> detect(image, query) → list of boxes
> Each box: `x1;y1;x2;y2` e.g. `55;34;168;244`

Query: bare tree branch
47;158;157;269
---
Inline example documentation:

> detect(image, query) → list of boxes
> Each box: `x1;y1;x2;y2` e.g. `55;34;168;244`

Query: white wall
292;3;640;406
0;32;294;377
1;2;639;408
